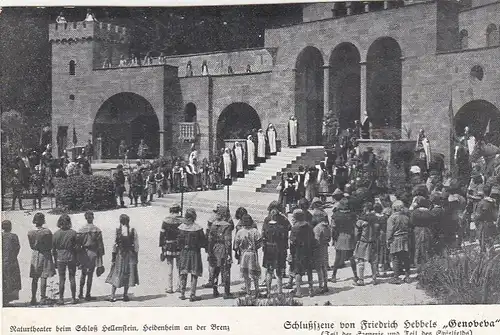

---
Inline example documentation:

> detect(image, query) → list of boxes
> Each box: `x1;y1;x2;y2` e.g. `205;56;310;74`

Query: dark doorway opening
216;102;261;150
93;92;159;159
295;46;324;145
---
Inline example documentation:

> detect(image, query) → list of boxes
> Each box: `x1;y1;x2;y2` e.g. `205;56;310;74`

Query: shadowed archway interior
216;102;261;150
367;37;402;134
94;92;159;159
455;100;500;146
329;42;361;130
295;46;324;145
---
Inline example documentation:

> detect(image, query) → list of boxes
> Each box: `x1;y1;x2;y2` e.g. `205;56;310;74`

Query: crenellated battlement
49;21;129;44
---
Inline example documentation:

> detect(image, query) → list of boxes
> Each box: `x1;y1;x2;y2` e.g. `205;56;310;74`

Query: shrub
237;294;302;306
419;247;500;304
54;175;116;211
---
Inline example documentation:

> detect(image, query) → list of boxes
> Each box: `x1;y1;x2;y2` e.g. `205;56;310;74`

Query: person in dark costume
330;198;358;283
77;211;105;301
207;206;234;299
262;206;291;296
159;204;182;294
114;164;126;208
289;209;317;298
177;208;207;302
2;220;21;306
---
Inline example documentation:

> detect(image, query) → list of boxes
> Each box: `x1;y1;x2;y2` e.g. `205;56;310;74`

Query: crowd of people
6;141;94;210
4;166;500;305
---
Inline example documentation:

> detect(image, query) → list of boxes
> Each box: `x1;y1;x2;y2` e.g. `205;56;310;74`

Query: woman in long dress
2;220;21;305
266;124;278;155
28;213;56;305
234;214;262;298
257;129;266;163
177;208;207;301
233;142;245;178
246;135;256;169
106;214;139;302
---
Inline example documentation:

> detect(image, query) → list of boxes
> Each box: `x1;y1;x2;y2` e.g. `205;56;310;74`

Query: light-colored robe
246;140;255;166
188;150;198;165
288;119;298;146
257;132;266;158
222;153;232;179
234;146;244;173
267;128;277;154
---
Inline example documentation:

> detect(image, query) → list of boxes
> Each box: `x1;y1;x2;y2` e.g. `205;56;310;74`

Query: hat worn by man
310;197;323;209
292;209;305;222
338;198;350;211
332;188;343;196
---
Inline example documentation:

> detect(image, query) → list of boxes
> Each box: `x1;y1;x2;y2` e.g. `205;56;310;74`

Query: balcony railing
179;122;199;141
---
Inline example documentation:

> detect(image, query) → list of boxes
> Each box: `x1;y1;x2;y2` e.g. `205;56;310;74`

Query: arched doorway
366;37;402;135
184;103;197;122
93;92;159;159
455;100;500;145
329;43;361;130
295;46;324;145
216;103;261;150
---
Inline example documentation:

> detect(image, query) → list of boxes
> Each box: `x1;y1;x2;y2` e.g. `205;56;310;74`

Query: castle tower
49;21;130;156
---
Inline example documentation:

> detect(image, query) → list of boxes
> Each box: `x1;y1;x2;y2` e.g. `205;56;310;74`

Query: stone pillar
364;1;370;12
346;2;353;15
360;61;367;120
323;65;330;116
159;131;165;157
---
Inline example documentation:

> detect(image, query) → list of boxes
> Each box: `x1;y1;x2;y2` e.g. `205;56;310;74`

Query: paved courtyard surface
1;189;435;307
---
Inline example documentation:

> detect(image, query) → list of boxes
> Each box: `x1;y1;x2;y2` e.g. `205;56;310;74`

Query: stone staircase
258;147;326;193
230;146;325;193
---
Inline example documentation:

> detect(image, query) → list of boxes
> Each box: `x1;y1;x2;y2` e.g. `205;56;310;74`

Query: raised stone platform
357;139;416;188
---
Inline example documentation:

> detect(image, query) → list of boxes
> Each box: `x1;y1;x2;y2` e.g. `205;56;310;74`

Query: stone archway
367;37;402;135
93;92;159;159
329;42;361;130
216;103;261;150
295;46;324;145
455;100;500;145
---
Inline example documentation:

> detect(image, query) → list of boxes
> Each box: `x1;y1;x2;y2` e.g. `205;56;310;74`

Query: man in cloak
233;142;245;178
221;148;233;185
246;135;256;170
288;116;298;148
257;129;266;163
266;124;278;155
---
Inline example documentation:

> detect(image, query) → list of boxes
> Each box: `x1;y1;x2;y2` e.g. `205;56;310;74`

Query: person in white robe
288;116;298;148
415;128;432;172
188;144;198;166
266;123;278;155
233;142;245;178
56;12;67;24
221;148;232;185
201;60;209;76
84;9;98;22
246;135;256;169
257;129;266;163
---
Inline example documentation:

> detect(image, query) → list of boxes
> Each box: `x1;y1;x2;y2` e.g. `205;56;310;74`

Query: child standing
234;214;262;298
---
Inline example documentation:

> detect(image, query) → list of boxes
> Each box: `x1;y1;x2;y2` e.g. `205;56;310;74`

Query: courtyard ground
1;189;435;307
